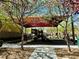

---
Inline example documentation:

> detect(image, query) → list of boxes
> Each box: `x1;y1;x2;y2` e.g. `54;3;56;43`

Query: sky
34;5;64;16
73;13;79;27
36;6;49;15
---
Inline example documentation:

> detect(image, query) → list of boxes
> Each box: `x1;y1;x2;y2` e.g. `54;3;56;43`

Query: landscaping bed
55;48;79;59
0;48;35;59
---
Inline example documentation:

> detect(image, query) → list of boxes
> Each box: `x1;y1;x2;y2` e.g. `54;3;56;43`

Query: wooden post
70;1;75;45
71;15;75;44
57;26;59;39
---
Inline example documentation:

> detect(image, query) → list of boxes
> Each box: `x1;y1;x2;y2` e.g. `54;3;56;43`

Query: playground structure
0;0;79;51
16;0;79;51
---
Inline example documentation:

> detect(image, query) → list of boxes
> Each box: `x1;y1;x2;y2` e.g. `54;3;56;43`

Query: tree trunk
65;20;71;52
71;15;75;44
21;25;24;50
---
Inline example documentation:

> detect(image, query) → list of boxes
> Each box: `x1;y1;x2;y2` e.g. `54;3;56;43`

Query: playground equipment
0;0;79;51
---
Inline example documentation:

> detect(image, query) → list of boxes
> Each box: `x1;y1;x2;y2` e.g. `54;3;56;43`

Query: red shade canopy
24;22;51;27
17;16;66;27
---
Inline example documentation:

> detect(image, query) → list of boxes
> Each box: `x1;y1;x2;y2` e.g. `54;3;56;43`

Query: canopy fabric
17;16;66;27
21;16;53;27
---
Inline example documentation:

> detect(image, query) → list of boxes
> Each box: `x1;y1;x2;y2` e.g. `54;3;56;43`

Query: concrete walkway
29;47;57;59
1;43;79;48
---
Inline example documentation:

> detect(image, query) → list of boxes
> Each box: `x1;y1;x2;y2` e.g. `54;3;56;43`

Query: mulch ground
55;48;79;59
0;47;79;59
0;48;35;59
